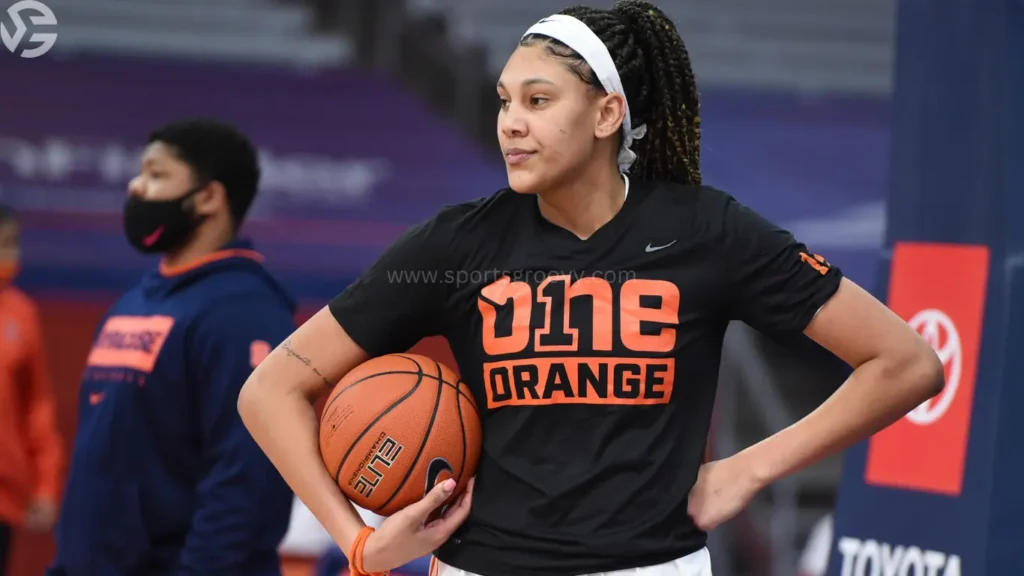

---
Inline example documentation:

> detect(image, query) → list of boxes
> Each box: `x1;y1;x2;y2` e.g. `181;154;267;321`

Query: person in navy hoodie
49;118;296;576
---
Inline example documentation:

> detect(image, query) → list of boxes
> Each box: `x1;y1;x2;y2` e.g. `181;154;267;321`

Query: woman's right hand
361;477;475;573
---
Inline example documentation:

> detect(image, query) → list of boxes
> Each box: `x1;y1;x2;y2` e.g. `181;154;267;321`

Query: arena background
0;0;1017;574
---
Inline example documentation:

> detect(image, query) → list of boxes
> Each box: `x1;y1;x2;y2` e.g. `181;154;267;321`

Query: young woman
238;2;944;575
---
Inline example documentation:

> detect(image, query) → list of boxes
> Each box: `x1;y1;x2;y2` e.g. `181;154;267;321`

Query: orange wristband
349;526;387;576
348;526;370;576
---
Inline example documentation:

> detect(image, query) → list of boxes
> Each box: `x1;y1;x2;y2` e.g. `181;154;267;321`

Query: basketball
318;353;482;517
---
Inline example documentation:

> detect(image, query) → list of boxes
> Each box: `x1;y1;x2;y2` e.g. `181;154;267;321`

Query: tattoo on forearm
280;339;332;387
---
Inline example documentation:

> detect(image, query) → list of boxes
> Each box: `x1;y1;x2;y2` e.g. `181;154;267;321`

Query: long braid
521;1;702;185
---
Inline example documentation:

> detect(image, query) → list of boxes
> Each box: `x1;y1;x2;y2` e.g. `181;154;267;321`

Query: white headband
522;14;648;173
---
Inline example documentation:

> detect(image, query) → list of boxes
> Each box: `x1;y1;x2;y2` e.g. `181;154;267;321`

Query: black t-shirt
329;180;842;576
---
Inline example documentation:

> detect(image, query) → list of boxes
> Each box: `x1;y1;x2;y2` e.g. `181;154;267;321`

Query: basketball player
238;2;945;575
0;206;63;576
49;119;296;576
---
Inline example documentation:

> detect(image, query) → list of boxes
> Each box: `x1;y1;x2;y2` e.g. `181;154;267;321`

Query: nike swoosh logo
143;226;165;247
424;457;456;521
424;457;454;495
645;240;677;252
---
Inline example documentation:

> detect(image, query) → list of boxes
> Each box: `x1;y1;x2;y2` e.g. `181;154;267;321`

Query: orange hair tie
349;526;387;576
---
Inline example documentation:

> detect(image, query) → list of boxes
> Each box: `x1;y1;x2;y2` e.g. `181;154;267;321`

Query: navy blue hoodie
50;241;296;576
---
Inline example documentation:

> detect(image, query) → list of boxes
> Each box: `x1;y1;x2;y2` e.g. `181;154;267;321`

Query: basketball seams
320;353;422;418
371;354;478;417
329;367;480;422
457;381;480;419
331;364;426;483
453;362;468;492
320;353;482;518
377;356;446;512
325;371;473;407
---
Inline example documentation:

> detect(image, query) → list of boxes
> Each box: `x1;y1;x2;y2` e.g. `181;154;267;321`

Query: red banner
864;242;989;496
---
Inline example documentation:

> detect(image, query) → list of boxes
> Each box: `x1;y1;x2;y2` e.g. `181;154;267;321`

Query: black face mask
123;188;204;254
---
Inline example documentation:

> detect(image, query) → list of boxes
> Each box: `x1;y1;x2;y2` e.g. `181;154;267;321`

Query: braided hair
520;0;701;185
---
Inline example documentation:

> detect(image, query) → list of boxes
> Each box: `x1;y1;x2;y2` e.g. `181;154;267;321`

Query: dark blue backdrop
828;0;1023;574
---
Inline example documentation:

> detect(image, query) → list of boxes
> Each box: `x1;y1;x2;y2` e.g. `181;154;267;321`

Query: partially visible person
311;506;434;576
280;497;338;559
48;119;296;576
798;513;834;576
316;547;431;576
0;205;63;576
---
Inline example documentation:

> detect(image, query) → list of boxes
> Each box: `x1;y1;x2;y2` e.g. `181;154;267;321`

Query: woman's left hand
687;455;765;531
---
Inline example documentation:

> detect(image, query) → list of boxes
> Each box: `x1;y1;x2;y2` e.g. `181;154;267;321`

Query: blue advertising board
827;0;1024;574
